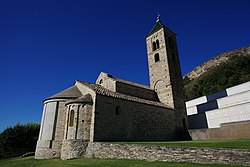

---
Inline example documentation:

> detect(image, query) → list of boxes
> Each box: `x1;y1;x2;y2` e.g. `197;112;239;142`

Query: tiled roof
65;94;93;105
77;81;172;109
46;85;82;100
45;80;172;109
112;77;153;91
100;72;153;91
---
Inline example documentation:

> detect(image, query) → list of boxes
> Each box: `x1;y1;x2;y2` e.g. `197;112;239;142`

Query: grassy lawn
111;139;250;149
0;156;247;167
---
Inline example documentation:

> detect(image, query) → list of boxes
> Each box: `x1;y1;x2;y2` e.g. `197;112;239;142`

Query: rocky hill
184;46;250;80
183;46;250;101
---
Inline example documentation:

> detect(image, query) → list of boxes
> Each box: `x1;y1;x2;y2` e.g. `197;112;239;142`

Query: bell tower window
152;40;160;51
152;42;156;51
154;53;160;62
156;40;160;49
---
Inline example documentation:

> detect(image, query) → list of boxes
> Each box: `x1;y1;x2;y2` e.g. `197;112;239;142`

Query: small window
99;79;103;84
69;110;74;127
152;42;156;51
156;40;160;49
115;105;121;115
154;53;160;62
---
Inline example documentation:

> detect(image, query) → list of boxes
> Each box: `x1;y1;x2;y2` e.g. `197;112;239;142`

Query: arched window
69;110;74;127
115;105;121;115
152;42;156;51
154;53;160;62
156;40;160;49
99;79;103;84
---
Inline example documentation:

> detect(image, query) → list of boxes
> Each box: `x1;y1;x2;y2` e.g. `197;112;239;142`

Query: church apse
61;94;93;159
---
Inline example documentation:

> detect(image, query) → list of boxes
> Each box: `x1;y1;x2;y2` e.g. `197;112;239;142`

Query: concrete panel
197;100;218;113
226;81;250;96
188;113;208;129
206;102;250;128
218;90;250;108
206;90;227;102
40;102;57;140
186;96;207;108
186;106;198;116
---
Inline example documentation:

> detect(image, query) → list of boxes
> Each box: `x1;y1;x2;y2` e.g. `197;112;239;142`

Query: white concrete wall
186;81;250;129
226;81;250;96
186;106;198;115
205;103;250;128
186;96;207;108
218;90;250;108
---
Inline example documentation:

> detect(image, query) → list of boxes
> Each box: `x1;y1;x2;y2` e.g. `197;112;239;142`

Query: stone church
35;17;188;159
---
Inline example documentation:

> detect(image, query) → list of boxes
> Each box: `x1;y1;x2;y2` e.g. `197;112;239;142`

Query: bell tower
146;16;187;132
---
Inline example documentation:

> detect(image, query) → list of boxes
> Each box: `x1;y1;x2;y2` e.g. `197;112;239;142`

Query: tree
0;122;40;159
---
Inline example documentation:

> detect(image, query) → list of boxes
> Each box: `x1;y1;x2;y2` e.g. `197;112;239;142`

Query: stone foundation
61;139;88;160
35;140;62;159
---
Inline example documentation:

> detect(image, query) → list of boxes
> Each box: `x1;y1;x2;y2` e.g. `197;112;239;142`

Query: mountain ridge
184;46;250;80
183;46;250;101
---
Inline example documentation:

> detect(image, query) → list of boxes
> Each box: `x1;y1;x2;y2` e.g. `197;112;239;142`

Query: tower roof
148;18;165;36
147;15;176;37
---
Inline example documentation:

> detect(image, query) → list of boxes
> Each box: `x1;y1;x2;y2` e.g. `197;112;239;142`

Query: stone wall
189;121;250;140
84;143;250;165
94;94;176;141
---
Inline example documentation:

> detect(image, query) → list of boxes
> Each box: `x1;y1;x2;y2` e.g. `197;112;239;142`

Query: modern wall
186;81;250;129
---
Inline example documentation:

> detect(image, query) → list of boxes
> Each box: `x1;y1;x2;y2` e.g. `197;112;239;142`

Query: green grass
0;156;246;167
111;139;250;149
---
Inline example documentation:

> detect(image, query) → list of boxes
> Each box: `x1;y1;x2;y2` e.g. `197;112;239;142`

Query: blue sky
0;0;249;132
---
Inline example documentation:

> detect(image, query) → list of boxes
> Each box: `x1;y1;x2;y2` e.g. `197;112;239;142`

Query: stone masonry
85;143;250;165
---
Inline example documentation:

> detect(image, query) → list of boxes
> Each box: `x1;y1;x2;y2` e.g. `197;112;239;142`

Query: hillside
183;46;250;101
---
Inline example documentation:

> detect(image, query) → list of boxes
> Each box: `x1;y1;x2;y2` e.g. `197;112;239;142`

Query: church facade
35;17;188;159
